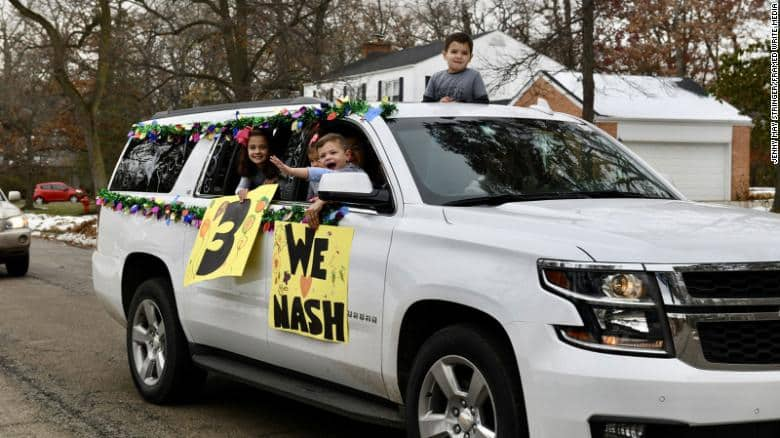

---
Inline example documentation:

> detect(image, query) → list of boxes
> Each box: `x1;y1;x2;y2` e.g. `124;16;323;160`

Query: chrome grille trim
646;262;780;306
668;312;780;371
650;262;780;370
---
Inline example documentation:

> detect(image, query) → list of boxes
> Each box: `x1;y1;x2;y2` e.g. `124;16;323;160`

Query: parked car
0;189;30;276
33;181;84;204
93;100;780;438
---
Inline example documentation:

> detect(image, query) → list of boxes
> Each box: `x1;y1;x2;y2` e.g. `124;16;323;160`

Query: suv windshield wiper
442;192;589;206
576;190;668;199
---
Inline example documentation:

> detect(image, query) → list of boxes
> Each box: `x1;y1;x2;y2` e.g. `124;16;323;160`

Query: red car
33;182;85;204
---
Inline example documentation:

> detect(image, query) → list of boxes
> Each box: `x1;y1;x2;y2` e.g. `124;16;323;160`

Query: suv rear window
110;136;196;193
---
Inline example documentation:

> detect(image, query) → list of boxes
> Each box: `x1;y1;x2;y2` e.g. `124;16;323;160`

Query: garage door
624;142;730;201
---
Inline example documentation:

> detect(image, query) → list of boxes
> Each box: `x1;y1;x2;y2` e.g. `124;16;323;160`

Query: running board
191;353;404;428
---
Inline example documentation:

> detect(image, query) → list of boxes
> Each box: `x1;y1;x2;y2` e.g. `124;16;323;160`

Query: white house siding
303;31;564;103
617;121;733;201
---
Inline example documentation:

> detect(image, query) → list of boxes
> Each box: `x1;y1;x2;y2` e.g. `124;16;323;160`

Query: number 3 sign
184;184;278;286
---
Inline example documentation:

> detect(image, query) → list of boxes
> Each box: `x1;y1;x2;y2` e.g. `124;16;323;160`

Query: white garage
512;72;753;201
624;142;729;201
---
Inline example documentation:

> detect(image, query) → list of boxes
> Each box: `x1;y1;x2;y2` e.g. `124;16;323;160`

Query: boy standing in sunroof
422;32;490;104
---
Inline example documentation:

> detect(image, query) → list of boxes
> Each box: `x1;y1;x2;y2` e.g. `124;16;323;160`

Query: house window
383;78;404;102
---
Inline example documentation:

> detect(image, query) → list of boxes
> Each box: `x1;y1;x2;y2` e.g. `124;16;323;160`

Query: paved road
0;239;402;437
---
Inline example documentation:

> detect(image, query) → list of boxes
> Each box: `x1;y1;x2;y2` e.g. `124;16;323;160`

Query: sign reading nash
269;221;354;343
184;184;277;286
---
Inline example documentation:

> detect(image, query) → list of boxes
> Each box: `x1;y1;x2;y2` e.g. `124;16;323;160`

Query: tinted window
389;117;676;205
199;136;239;196
198;127;294;198
110;136;196;193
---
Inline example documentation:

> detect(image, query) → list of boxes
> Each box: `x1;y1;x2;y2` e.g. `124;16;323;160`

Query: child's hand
305;198;327;230
440;96;454;103
237;188;249;203
269;155;289;173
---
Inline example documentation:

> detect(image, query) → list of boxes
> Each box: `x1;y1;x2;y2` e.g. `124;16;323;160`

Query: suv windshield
389;117;677;205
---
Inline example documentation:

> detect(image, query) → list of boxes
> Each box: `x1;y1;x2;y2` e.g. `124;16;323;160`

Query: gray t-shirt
423;68;489;103
235;170;266;194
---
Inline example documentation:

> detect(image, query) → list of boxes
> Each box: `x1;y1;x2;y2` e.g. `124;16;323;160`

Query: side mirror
8;191;21;201
318;172;393;213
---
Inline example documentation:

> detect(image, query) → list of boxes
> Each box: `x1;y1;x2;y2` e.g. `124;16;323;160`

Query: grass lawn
14;199;98;216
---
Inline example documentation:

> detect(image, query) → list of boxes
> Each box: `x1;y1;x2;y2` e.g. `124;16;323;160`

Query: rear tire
6;254;29;277
126;278;206;404
34;197;44;205
405;324;528;438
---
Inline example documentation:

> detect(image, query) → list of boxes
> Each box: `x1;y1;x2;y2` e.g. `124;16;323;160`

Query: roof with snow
517;71;752;124
325;32;491;80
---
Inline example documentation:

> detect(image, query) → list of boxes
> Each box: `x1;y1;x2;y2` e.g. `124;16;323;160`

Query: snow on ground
26;213;97;248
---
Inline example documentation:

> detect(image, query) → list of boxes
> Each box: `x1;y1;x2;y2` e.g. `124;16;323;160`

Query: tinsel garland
96;189;208;227
128;99;398;144
96;189;349;230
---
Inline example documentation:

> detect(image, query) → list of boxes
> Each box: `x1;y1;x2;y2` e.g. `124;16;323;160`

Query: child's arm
269;155;309;179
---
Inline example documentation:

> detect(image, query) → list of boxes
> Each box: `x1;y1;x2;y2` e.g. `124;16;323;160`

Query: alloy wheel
417;355;497;438
131;299;167;387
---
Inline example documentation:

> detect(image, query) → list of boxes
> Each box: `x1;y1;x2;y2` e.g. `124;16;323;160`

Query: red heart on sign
300;276;313;298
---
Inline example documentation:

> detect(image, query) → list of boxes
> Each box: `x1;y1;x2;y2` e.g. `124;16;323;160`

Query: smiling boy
422;32;489;104
269;133;364;196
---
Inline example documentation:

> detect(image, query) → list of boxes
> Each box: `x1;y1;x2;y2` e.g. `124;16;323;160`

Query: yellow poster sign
184;184;277;286
269;221;354;343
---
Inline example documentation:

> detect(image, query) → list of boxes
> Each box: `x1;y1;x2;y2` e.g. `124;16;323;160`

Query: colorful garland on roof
95;189;349;230
128;98;398;144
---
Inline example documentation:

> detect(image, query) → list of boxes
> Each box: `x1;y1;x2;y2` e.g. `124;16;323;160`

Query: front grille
698;320;780;364
682;271;780;299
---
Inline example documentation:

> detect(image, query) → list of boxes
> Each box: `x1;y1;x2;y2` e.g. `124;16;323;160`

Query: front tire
6;254;29;277
126;278;205;404
405;324;528;438
69;195;78;203
34;197;44;205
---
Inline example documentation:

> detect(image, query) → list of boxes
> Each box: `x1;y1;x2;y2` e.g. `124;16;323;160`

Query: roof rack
150;97;329;120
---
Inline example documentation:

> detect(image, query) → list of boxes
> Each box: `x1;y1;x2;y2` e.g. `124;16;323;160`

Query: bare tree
581;0;594;122
132;0;335;102
9;0;113;190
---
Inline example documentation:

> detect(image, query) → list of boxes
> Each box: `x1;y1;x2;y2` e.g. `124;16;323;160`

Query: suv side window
110;136;196;193
283;120;393;208
198;135;238;196
198;126;296;199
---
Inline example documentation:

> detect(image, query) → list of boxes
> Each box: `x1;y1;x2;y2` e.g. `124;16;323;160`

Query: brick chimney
361;34;393;59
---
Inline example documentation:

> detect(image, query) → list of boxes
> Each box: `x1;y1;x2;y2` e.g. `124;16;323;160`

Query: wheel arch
122;252;174;318
396;299;520;403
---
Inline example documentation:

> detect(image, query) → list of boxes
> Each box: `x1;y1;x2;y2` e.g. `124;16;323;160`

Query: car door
52;183;67;202
180;134;272;360
263;119;400;397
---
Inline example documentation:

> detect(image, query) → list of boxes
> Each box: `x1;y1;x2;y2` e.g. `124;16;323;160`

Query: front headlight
539;260;673;356
5;215;28;230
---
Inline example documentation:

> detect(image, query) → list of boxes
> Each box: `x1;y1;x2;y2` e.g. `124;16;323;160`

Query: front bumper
0;228;30;262
509;321;780;438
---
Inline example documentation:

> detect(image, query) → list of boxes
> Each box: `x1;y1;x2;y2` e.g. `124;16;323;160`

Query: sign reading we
184;184;277;286
270;221;354;343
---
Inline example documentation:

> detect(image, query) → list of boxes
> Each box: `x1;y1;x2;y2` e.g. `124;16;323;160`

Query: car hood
442;199;780;264
0;201;23;219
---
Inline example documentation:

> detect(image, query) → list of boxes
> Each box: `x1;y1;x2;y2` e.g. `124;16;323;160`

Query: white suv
93;100;780;438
